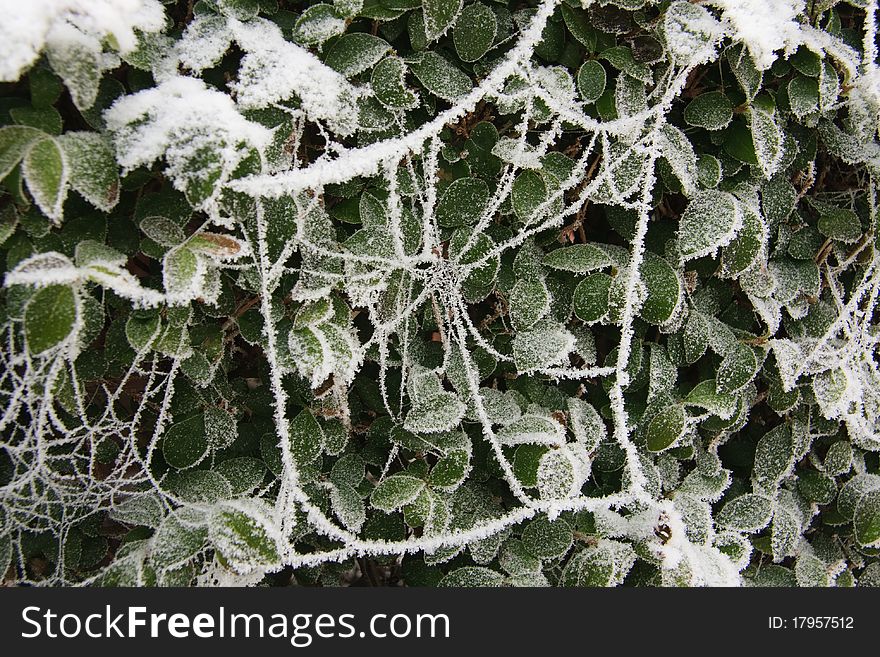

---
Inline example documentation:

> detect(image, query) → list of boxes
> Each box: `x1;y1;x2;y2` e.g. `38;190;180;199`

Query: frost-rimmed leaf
717;494;773;532
646;404;686;453
292;4;347;45
163;414;208;470
854;490;880;548
24;284;77;354
23;136;68;223
409;51;472;101
424;0;463;43
716;343;759;394
436;177;489;227
0;125;44;180
371;474;426;511
544;244;611;273
405;391;466;434
452;5;496;63
439;566;504;587
577;60;606;104
510;277;550;330
639;252;681;325
684;92;733;130
573;272;612;324
57;132;119;211
750;104;783;179
209;500;282;574
677;190;742;261
512;321;575;372
371;56;418;110
324;33;391;77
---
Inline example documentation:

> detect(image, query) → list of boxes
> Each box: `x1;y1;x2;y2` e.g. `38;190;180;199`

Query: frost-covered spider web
2;0;880;586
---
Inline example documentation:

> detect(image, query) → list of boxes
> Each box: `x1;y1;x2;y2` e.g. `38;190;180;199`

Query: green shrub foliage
1;0;880;588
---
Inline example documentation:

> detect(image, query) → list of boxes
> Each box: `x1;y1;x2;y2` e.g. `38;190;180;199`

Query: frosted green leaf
429;449;470;489
331;453;365;488
111;495;165;529
409;51;472;101
684;379;737;418
209;500;281;573
371;56;418;110
717;494;773;532
818;59;839;111
439;566;504;587
543;244;610;273
600;46;651;84
290;409;324;465
215;458;265;496
771;503;801;561
855;490;880;547
140;216;186;247
639;252;681;325
163;415;208;470
497;414;566;447
47;37;101;110
561;5;596;50
334;0;363;16
0;125;43;180
453;2;496;62
810;199;861;243
205;406;237;451
57;132;119;212
292;4;347;45
678;190;742;260
568;397;605;451
559;540;636;587
646;404;686;452
573;272;612;324
752;424;794;492
684;92;733;130
788;76;818;119
23;137;68;223
577;60;606;104
162;246;201;297
615;74;647;118
536;447;578;500
750;104;782;179
696;154;722;188
716;343;759;394
436;177;489;227
823;441;852;477
512;321;575;372
151;512;207;571
663;1;722;63
512;170;547;223
294;298;333;329
331;483;366;532
405;391;466;433
838;474;880;519
727;44;762;100
510;277;550;330
794;554;829;587
325;34;391;77
25;284;77;354
371;474;425;511
720;204;765;277
659;124;698;196
522;515;572;560
423;0;463;42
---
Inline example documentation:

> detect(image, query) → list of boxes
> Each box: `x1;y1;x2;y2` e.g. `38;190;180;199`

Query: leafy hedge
1;0;880;587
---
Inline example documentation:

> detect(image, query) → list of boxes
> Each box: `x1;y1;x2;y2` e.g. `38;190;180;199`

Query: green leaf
330;483;366;532
325;33;391;77
0;125;44;181
409;51;472;101
510;277;550;330
727;44;762;100
209;500;281;572
290;409;324;465
522;515;572;560
716;343;759;394
429;449;470;489
854;490;880;547
720;204;765;277
163;414;209;470
512;321;574;372
371;474;426;511
646;404;686;452
559;540;636;587
125;314;161;351
423;0;463;42
752;425;794;492
544;244;611;273
572;272;612;323
162;246;202;297
788;76;818;119
439;566;504;587
684;92;733;130
811;200;861;243
684;379;737;418
511;170;547;223
58;132;120;212
23;137;68;223
562;5;597;51
25;284;77;354
750;104;782;179
717;494;773;532
371;56;418;109
639;252;680;325
405;391;466;433
292;4;347;45
577;60;607;104
47;38;101;109
453;5;496;63
436;177;489;227
677;190;741;260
